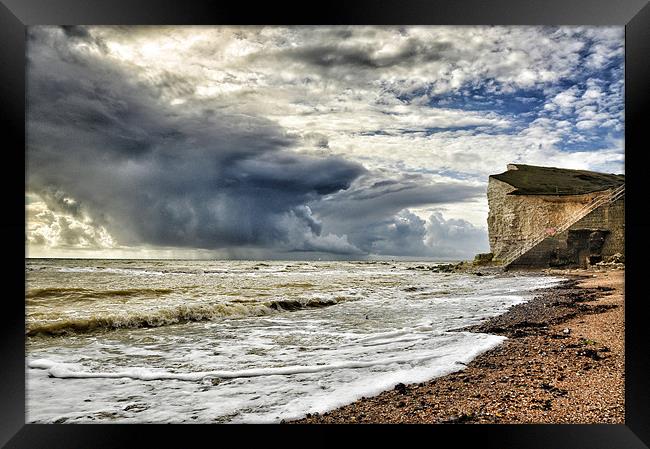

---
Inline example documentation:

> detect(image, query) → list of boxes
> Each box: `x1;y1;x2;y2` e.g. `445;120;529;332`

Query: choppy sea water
26;259;563;423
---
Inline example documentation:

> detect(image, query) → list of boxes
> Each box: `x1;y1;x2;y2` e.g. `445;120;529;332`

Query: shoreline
290;267;624;424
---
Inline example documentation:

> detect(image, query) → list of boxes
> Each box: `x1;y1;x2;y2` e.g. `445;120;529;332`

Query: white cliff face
486;177;607;261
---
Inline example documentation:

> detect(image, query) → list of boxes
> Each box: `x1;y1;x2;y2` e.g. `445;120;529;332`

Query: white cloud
551;87;580;109
27;195;117;250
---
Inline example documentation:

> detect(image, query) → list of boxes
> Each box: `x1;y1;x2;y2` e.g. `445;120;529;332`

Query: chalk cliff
487;164;624;267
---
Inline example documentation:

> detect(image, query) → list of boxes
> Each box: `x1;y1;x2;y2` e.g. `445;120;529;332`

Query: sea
26;259;564;423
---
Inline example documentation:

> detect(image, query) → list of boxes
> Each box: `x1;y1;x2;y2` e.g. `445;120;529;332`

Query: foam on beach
27;330;506;423
29;342;499;381
26;259;565;423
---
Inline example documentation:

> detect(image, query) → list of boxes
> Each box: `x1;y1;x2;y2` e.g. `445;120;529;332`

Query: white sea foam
29;349;473;381
26;260;565;423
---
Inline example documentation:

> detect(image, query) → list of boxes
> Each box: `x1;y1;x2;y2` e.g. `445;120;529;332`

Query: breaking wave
26;287;175;302
28;351;460;381
46;266;230;276
27;297;346;337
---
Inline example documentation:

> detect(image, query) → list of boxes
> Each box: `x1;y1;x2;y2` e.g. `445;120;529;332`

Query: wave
274;282;315;288
48;266;233;276
58;267;168;275
28;350;457;381
26;287;175;301
26;297;345;337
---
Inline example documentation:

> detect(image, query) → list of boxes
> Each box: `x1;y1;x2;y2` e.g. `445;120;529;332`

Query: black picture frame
3;1;649;447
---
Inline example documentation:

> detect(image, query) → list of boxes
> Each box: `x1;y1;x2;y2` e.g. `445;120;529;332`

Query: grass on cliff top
490;164;624;195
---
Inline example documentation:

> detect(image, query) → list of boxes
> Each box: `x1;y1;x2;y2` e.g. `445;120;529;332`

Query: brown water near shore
290;267;624;424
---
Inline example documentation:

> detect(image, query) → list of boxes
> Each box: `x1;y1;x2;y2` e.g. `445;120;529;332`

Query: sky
25;26;624;260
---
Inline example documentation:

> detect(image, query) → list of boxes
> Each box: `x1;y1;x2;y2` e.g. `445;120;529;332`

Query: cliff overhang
490;164;624;196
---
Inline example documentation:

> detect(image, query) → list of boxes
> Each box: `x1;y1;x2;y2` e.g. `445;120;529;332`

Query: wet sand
290;267;624;424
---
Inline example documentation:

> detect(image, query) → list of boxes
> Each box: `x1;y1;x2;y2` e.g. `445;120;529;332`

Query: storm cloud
311;174;486;257
27;27;365;254
276;37;453;70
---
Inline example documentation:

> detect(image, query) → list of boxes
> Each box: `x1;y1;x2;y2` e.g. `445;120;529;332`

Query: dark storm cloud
274;37;452;70
27;26;365;253
56;25;109;54
311;174;485;256
352;209;487;259
36;187;84;218
60;26;92;40
361;210;430;257
314;174;483;222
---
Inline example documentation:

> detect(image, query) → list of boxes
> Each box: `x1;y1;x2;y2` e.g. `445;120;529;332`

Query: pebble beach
291;267;624;424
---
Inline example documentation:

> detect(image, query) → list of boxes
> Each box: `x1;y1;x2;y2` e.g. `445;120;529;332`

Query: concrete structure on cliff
487;164;624;268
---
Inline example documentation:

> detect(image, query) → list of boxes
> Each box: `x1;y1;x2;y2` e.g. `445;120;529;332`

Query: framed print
2;0;649;447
